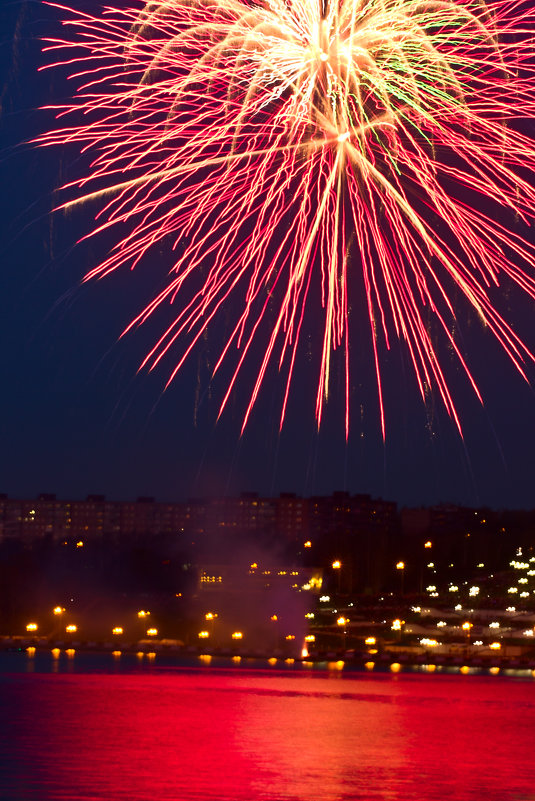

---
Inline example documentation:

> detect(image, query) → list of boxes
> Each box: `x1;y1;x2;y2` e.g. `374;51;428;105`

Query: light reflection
364;661;375;670
328;661;344;670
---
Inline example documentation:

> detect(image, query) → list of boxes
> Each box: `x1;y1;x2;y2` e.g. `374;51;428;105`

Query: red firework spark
38;0;535;437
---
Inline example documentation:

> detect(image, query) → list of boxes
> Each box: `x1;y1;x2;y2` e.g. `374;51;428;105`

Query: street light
332;560;342;594
337;616;348;649
396;561;405;595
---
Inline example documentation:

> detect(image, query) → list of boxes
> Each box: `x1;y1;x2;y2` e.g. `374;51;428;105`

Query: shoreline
3;637;535;673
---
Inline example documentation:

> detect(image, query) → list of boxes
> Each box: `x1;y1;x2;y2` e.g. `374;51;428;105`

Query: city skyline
1;2;535;511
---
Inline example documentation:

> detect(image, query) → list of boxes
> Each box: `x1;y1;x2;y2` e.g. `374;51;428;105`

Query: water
1;650;535;800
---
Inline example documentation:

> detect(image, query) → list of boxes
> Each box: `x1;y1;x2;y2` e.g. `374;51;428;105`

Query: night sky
1;0;535;510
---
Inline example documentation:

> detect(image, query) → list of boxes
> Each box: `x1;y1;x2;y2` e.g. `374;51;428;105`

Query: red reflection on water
3;668;535;800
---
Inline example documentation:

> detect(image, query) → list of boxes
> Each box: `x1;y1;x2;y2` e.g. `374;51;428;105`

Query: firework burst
39;0;535;436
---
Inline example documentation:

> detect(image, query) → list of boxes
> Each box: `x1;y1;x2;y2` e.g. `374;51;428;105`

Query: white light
455;604;462;610
469;586;480;596
449;585;459;592
426;585;436;592
319;595;330;602
489;622;500;629
520;592;529;597
508;587;518;593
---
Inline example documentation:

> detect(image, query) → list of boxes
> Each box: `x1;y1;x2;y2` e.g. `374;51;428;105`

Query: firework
39;0;535;436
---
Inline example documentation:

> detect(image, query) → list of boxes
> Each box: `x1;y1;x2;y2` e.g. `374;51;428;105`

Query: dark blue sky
1;0;535;509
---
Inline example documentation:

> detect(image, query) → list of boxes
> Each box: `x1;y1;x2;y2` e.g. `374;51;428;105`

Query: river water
1;650;534;800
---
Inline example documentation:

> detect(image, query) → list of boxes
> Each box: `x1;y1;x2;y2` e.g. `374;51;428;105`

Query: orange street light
396;561;405;595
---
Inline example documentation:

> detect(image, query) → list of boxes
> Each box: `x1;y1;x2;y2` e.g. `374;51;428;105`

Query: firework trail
39;0;535;437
